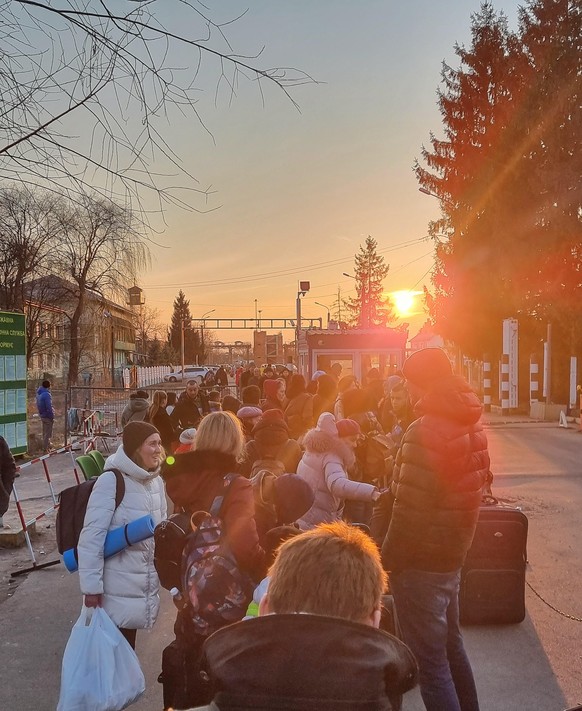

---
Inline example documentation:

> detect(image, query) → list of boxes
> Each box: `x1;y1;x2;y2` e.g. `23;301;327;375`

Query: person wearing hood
374;347;489;711
284;373;314;441
261;377;286;412
312;374;338;421
236;405;262;442
77;421;167;650
121;389;150;428
250;471;315;543
297;412;382;530
239;409;302;477
197;521;418;711
36;379;55;452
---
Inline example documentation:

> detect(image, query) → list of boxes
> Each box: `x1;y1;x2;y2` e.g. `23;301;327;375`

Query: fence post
482;354;491;413
529;354;539;405
501;354;510;415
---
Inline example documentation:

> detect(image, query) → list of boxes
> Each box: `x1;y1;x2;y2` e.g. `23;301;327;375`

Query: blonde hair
266;521;387;624
146;390;167;422
193;410;245;460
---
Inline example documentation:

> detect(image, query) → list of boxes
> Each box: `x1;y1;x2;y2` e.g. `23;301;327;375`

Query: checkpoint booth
297;327;408;383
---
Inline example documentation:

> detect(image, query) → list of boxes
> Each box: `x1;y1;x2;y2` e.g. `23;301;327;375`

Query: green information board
0;311;27;455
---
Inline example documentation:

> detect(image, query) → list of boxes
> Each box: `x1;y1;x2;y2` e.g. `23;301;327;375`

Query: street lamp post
295;281;310;370
199;309;216;365
314;301;330;327
180;316;190;378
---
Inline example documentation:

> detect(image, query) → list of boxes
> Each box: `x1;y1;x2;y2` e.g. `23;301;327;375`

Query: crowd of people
70;348;490;711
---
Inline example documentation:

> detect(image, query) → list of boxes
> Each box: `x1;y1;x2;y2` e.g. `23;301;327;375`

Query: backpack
357;434;394;485
154;512;192;591
249;470;278;528
180;473;254;637
56;469;125;557
250;456;286;478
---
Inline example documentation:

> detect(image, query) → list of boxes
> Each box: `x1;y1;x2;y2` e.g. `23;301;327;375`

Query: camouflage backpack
180;473;254;637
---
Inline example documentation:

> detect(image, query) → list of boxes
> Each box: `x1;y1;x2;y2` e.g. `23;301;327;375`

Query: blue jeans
390;569;479;711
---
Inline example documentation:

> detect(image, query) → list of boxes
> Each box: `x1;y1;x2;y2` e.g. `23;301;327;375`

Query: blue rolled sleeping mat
63;515;155;573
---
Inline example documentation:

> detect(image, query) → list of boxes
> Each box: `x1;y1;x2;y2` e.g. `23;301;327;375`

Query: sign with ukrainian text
0;311;27;454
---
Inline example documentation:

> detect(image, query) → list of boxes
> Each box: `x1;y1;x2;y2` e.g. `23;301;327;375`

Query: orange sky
138;0;521;344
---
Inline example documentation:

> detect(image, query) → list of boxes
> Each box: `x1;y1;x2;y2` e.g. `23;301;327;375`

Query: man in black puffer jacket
373;347;489;711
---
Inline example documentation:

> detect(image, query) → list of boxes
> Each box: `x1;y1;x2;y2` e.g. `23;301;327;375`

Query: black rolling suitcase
459;499;528;625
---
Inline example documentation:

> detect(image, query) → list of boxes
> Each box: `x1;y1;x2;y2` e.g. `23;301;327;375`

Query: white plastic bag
57;606;145;711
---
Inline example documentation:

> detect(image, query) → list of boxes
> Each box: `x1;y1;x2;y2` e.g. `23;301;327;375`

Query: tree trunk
67;295;84;388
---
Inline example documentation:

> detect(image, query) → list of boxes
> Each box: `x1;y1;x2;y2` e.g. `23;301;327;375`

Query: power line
145;237;426;290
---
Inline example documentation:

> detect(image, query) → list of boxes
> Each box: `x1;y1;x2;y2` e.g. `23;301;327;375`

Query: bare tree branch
0;1;315;219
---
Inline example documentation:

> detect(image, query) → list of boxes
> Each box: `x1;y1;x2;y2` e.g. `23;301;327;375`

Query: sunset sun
391;290;416;317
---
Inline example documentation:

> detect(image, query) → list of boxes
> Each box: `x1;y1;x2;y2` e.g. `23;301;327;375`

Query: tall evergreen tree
415;3;526;356
146;337;162;365
345;236;394;327
417;0;582;367
168;290;202;364
516;0;582;344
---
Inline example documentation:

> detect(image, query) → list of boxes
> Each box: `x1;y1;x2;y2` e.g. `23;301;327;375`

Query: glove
84;593;103;608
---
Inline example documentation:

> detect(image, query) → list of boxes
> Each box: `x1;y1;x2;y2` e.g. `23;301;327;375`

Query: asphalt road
1;421;581;710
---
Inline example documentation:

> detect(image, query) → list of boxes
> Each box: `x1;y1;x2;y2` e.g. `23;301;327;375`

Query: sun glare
391;290;416;317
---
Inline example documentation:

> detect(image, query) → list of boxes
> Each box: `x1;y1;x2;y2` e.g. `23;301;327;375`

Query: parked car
163;366;209;383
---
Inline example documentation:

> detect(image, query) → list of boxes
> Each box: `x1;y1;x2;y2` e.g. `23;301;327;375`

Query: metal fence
67;383;241;439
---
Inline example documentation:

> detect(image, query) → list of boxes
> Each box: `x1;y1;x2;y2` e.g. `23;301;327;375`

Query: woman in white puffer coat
297;412;381;530
77;421;167;649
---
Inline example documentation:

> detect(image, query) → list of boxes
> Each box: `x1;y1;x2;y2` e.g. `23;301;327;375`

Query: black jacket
149;407;176;452
0;436;16;516
201;613;418;710
377;375;489;573
171;390;210;431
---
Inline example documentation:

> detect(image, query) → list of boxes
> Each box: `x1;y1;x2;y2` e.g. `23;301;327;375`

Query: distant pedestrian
36;379;55;452
312;374;337;421
165;391;178;417
145;391;176;452
214;365;228;391
121;390;150;428
207;390;222;413
236;405;263;442
240;409;302;477
333;374;359;420
221;394;242;416
174;427;197;454
329;361;343;382
248;367;261;389
170;380;209;432
241;385;261;406
0;436;17;528
284;374;314;441
239;363;254;393
261;378;286;412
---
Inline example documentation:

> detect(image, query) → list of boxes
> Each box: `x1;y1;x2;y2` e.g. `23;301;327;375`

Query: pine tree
146;337;162;365
168;290;198;363
517;0;582;341
415;3;526;356
160;342;179;367
345;236;394;327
